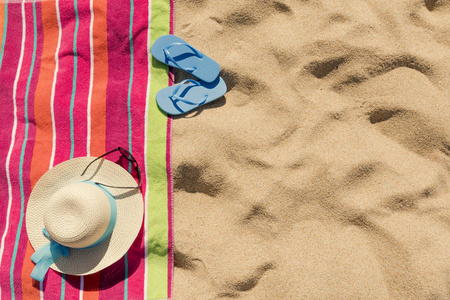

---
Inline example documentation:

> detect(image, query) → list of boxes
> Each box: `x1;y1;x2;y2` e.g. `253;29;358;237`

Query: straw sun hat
26;153;143;281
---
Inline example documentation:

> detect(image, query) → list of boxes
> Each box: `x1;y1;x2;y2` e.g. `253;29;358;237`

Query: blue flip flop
151;34;221;83
156;77;227;115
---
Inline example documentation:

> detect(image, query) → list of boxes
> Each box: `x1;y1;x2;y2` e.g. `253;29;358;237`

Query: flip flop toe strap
169;80;208;113
163;42;204;72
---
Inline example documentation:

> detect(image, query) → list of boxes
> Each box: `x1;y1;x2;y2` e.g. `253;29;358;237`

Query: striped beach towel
0;0;174;299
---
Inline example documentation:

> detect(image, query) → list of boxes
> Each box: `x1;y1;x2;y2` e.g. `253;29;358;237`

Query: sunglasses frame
81;147;141;189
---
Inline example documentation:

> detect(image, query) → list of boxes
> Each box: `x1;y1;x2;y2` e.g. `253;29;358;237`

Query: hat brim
26;157;144;276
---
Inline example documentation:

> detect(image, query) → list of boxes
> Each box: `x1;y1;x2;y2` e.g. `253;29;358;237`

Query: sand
171;1;450;298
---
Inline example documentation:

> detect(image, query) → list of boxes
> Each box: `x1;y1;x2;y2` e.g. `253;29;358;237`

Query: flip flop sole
156;77;227;115
151;34;221;83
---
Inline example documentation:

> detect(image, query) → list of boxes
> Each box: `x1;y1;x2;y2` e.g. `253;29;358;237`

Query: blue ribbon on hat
30;228;69;281
30;181;117;282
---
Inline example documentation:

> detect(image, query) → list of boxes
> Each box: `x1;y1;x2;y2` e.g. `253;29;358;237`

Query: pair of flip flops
151;35;227;115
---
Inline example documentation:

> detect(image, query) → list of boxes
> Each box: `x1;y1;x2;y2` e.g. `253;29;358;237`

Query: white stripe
49;0;62;169
39;282;44;299
143;1;152;297
0;2;26;299
79;275;84;300
86;0;94;157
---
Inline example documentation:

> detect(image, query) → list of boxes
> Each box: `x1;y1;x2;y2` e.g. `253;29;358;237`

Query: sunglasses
81;147;141;189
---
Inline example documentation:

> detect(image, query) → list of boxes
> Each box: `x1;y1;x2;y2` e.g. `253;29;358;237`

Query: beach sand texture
171;0;450;299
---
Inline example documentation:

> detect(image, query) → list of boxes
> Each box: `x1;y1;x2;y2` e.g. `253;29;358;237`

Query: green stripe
10;2;37;297
147;0;171;298
0;1;8;70
70;0;80;159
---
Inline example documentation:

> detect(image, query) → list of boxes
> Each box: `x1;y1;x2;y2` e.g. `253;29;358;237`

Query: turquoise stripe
124;0;134;298
0;1;8;70
124;253;129;298
127;0;134;152
70;0;80;159
10;2;37;297
61;274;66;300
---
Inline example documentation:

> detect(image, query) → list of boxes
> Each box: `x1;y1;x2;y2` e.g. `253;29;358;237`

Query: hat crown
44;182;112;248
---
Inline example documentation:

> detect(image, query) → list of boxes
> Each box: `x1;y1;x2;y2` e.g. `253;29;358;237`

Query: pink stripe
64;275;81;297
0;11;22;298
2;3;31;296
166;117;174;300
51;0;76;166
0;3;41;299
167;0;175;298
99;0;131;296
71;0;91;158
170;0;174;35
43;270;63;299
103;0;130;147
14;4;43;299
127;0;149;297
